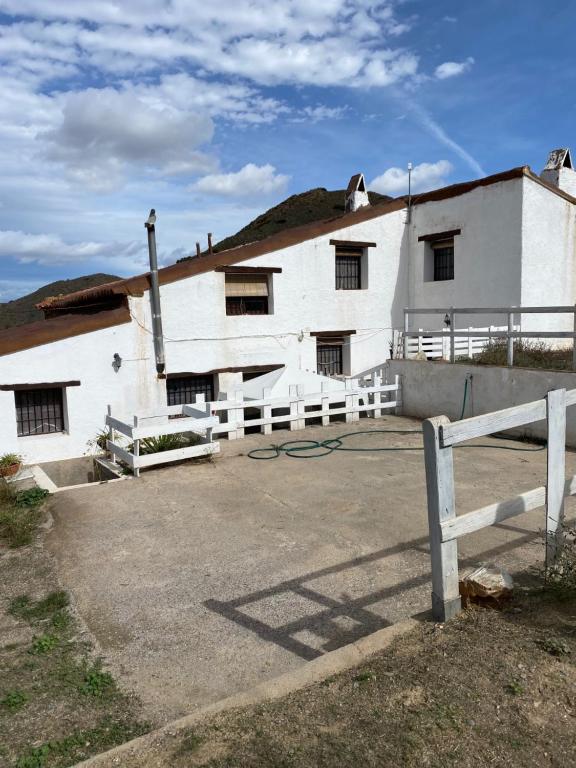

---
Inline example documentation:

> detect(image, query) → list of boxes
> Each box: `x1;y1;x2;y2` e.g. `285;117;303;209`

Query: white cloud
435;57;474;80
369;160;453;196
193;164;290;198
43;87;215;192
0;229;143;267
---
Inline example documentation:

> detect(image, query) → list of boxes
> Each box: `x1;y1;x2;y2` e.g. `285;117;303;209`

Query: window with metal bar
15;388;65;436
432;240;454;281
166;375;214;406
335;245;363;289
317;343;343;376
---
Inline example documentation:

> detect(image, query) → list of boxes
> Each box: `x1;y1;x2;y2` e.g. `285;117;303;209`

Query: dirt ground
44;416;576;726
0;520;148;768
83;590;576;768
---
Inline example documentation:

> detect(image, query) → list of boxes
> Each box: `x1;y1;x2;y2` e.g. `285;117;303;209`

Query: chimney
540;148;576;197
345;173;370;213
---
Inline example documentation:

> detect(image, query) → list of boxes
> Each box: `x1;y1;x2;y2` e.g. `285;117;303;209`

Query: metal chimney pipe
208;233;213;254
196;242;201;258
144;208;166;375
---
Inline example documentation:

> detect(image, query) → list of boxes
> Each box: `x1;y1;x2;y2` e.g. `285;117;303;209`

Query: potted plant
0;453;23;478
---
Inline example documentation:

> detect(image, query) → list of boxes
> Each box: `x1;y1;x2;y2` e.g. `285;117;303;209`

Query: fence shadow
205;523;540;661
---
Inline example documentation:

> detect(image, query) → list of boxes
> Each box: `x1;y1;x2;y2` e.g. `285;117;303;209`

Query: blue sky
0;0;575;300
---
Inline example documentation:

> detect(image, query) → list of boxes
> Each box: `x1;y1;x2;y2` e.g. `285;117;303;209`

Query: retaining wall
388;359;576;446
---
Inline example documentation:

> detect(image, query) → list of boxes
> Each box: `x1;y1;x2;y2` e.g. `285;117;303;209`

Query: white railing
211;374;400;440
423;387;575;622
404;326;510;361
105;375;400;473
106;399;220;477
403;305;576;368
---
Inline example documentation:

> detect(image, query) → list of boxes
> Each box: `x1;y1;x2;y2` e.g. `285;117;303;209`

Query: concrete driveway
46;416;574;725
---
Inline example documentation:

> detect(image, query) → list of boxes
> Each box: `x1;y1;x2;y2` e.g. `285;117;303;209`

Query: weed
535;637;571;656
461;339;575;371
1;689;28;711
176;728;204;755
80;664;115;697
9;591;69;623
353;670;377;683
30;634;59;655
16;718;150;768
139;432;201;455
545;526;576;600
505;680;525;696
14;488;49;508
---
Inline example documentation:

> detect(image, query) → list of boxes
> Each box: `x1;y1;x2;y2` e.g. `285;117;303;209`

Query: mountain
179;187;392;260
0;274;120;330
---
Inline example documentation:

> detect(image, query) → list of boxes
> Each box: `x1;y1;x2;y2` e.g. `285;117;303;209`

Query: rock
459;564;514;607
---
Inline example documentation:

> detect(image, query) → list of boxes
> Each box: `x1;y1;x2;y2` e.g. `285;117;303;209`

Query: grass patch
9;591;69;623
15;719;149;768
0;482;49;548
1;690;28;712
460;339;574;370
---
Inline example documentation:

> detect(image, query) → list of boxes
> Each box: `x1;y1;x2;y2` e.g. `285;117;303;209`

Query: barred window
167;375;214;406
335;245;363;290
433;240;454;281
15;388;65;436
317;341;343;376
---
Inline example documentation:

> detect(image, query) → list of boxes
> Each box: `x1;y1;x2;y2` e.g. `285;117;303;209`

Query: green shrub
1;689;28;711
139;432;202;455
464;339;574;370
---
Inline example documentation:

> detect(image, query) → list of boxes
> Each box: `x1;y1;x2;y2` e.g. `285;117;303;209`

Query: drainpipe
144;208;166;375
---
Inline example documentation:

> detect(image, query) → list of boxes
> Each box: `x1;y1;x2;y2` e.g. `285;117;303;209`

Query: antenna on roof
407;162;413;224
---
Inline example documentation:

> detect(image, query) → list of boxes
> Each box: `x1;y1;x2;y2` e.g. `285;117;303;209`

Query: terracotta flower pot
0;462;21;478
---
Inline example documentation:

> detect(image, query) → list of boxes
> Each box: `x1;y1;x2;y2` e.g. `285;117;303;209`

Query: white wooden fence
403;305;576;368
106;399;220;477
105;375;400;475
210;374;400;440
404;326;509;361
423;387;575;622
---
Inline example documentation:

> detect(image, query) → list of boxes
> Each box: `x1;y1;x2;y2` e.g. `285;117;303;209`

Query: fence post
422;416;461;622
403;310;409;359
394;374;402;416
372;373;382;419
546;388;566;569
467;328;473;359
345;379;354;423
572;304;576;371
289;385;298;431
262;387;272;435
228;390;244;440
133;415;140;478
195;394;213;444
321;383;330;426
297;385;306;430
107;405;116;464
507;310;514;366
449;307;455;363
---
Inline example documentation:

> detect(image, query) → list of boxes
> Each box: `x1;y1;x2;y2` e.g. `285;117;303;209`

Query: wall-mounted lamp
112;353;122;372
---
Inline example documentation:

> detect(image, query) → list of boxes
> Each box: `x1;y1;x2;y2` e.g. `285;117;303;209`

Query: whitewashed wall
143;210;409;382
520;176;576;334
0;303;163;463
407;178;524;329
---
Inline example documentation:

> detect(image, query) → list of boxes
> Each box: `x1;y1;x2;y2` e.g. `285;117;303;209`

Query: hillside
0;273;120;330
179;187;391;260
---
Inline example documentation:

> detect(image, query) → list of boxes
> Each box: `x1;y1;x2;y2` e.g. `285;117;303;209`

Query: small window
317;341;343;376
225;274;270;315
15;388;65;436
167;375;214;405
335;245;363;290
432;239;454;281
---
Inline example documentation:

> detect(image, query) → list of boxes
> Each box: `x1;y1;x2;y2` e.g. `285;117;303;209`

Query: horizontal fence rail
104;375;401;472
423;386;575;622
403;305;576;368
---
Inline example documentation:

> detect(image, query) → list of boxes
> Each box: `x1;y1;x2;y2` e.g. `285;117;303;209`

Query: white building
1;152;576;463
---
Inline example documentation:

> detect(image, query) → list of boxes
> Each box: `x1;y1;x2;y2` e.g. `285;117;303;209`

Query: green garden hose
247;377;544;460
247;428;544;460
